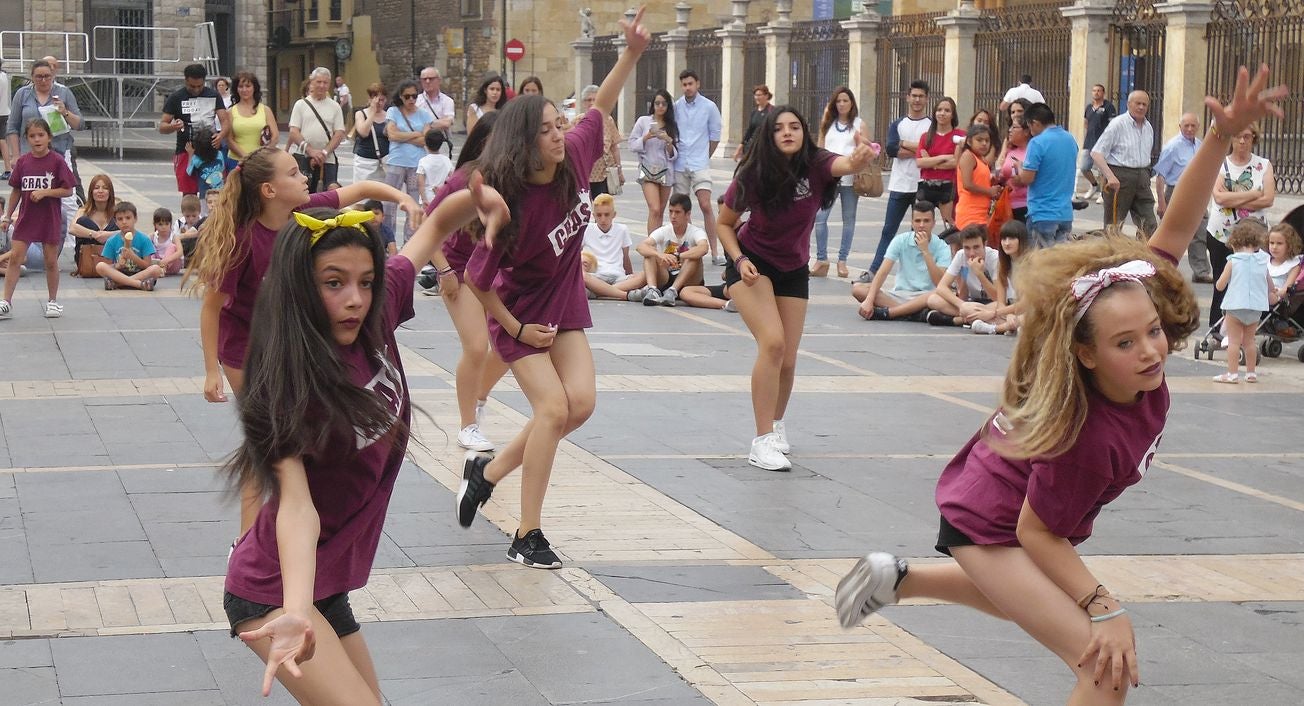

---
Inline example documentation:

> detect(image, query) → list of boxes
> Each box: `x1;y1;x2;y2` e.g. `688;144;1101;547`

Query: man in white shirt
863;80;931;281
416;66;456;157
288;67;346;193
1091;90;1157;237
335;76;352;116
582;193;647;301
999;75;1046;113
637;193;709;307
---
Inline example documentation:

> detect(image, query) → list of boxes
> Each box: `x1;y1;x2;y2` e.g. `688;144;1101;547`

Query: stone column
842;8;883;137
572;37;594;106
1062;0;1115;144
664;3;691;95
236;0;268;81
716;1;750;156
1156;0;1216;139
935;2;982;120
613;9;639;135
759;0;793;104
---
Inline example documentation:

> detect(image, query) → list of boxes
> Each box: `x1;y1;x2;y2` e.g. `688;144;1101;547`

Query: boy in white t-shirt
925;225;1000;326
581;194;647;301
636;193;708;307
417;131;453;208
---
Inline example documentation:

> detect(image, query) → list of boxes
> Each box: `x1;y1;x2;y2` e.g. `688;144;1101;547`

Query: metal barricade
686;28;723;107
788;19;849;129
1108;0;1166;160
634;33;666;117
1206;0;1304;194
0;31;90;71
973;2;1072;127
874;12;945;141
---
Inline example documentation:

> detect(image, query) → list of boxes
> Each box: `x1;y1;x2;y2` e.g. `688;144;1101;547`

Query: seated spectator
678;279;738;312
972;220;1030;335
853;200;951;321
175;194;203;261
637;193;708;307
150;208;183;275
925;225;999;326
95;202;164;290
581;194;646;301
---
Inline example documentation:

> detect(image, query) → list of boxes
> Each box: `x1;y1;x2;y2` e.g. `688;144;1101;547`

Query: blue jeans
870;190;916;274
814;185;859;262
1028;219;1073;248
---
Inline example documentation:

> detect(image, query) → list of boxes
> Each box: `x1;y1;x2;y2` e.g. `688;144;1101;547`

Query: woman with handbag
352;83;389;184
573;85;623;198
383;80;434;241
812;87;869;278
628;89;678;236
287;67;346;194
68;174;118;276
226;72;279;164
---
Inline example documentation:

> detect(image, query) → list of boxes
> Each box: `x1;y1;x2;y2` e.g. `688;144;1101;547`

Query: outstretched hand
847;132;874;172
469;171;510;250
239;612;316;697
1206;64;1288;137
621;6;650;55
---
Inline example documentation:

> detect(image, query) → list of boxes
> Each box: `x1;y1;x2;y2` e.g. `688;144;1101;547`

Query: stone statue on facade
579;8;595;39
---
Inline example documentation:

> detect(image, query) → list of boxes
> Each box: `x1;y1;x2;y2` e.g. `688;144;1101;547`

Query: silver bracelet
1089;607;1127;623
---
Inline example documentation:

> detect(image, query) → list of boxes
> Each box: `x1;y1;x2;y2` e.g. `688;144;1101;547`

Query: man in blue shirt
1014;103;1078;248
853;200;951;321
673;70;723;264
1153;112;1211;281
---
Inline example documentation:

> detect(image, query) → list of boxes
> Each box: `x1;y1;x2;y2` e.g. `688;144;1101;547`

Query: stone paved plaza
1;151;1303;705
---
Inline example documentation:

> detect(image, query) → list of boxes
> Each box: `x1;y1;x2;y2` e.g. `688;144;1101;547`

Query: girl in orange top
955;123;1003;229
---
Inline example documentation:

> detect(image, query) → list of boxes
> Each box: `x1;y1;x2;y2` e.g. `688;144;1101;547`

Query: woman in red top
915;97;964;226
835;66;1286;702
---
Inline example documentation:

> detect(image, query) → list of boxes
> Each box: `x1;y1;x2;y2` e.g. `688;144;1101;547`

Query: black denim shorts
224;591;361;639
916;179;956;206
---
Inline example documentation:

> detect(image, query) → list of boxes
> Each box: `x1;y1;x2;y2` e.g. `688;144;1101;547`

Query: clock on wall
334;38;352;61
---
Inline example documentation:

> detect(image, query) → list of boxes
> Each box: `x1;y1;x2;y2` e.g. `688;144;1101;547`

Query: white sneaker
835;552;907;628
457;423;495;452
748;433;791;471
772;420;790;454
43;301;63;318
971;320;998;335
0;299;10;319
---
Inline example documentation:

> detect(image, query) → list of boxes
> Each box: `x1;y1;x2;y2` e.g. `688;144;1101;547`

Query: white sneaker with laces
0;299;11;319
748;433;792;471
457;424;495;452
971;320;998;335
835;552;907;628
772;420;790;454
43;301;63;318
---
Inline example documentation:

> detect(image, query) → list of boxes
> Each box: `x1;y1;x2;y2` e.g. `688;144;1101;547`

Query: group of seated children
580;193;737;311
852;199;1024;335
95;190;218;291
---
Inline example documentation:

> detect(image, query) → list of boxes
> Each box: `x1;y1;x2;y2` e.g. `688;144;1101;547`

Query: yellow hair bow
294;210;376;245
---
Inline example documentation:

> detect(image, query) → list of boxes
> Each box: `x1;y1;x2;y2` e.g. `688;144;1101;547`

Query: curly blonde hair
992;237;1198;459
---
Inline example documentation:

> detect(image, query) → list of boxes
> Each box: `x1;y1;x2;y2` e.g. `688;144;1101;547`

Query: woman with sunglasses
383;79;433;242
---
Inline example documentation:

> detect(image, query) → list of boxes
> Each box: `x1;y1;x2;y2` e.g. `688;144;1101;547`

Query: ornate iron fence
591;34;617;92
788;19;849;129
1108;0;1166;160
743;23;767;96
874;12;945;141
634;33;666;117
686;28;723;107
1206;0;1304;194
973;2;1072;127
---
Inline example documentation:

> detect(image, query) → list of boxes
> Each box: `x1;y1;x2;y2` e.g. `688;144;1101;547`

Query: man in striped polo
1090;90;1158;238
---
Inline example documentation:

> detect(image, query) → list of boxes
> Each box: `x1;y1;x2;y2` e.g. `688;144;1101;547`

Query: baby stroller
1194;271;1304;363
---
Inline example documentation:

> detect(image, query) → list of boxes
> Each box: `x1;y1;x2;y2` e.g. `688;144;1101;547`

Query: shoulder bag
293;99;338;181
853;152;884;198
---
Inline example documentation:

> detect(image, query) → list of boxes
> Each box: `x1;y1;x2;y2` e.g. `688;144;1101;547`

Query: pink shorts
173;153;199;195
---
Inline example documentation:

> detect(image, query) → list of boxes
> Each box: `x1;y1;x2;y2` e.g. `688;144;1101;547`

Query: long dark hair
817;87;858;143
470;95;579;253
923;96;959;149
473;77;507;110
224;207;400;495
647;89;679;145
456;110;499;170
733;106;837;216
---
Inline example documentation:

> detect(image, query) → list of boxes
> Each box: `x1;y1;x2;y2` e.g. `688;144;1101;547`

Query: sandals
104;278;116;291
1246;372;1258;383
837;261;849;278
1212;372;1239;384
810;261;830;278
141;278;157;292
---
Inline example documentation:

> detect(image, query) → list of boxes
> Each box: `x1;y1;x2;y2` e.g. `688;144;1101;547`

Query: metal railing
686;28;723;107
634;33;666;117
1108;0;1166;161
0;31;90;71
874;12;945;141
973;2;1072;129
1206;0;1304;194
788;19;849;130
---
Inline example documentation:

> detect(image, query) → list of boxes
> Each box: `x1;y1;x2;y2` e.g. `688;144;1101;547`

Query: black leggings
1208;233;1230;328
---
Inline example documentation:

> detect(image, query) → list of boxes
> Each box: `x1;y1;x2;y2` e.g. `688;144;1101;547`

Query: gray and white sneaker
772;421;790;454
642;288;663;306
835;552;908;628
856;270;875;284
457;423;494;452
626;287;646;303
748;432;791;471
722;299;738;313
971;320;998;335
712;254;727;266
0;299;11;320
43;301;63;318
661;287;678;307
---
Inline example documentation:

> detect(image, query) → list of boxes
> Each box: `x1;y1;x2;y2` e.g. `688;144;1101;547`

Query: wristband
1089;607;1127;623
733;254;750;269
1208;123;1229;142
1076;584;1108;609
437;266;454;276
514;323;525;341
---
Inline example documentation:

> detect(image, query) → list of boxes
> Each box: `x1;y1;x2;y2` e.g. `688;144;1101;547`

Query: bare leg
239;608;382;706
41;242;60;300
925;292;961;318
695;188;718;258
729;274;784;436
772;295;808;422
2;241;27;301
445;287;493;428
1225;317;1244;375
678;284;728;309
641;181;664;236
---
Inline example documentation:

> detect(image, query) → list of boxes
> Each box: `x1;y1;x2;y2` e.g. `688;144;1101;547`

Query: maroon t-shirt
918;128;965;182
225;255;417;605
217;190;341;369
464;108;603;363
8;151;75;245
428;172;474;277
723;149;838;272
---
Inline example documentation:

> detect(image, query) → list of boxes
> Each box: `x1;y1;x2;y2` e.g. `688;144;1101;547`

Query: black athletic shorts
707;283;727;299
724;246;809;300
935;515;977;557
916;179;956;206
224;591;361;639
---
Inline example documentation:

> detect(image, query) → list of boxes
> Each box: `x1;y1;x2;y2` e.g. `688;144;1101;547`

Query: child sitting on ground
926;225;1000;327
176;194;204;262
854;200;952;321
362;199;397;256
582;193;646;300
636;193;708;307
1214;219;1272;383
968;219;1031;335
151;208;184;275
417;131;454;210
96;202;165;290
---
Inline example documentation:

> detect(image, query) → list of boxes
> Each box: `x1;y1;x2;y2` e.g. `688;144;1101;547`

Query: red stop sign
505;38;525;63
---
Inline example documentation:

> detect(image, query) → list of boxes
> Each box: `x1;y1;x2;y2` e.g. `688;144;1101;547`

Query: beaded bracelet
733;254;750;269
1089;607;1128;623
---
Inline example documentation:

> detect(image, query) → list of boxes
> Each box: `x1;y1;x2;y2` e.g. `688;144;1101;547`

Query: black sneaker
925;310;958;327
455;452;495;528
507;528;562;569
907;309;931;323
416;271;439;291
869;306;890;321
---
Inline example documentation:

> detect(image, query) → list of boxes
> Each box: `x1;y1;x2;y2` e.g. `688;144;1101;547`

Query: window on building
461;0;481;18
307;0;318;22
329;0;341;21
